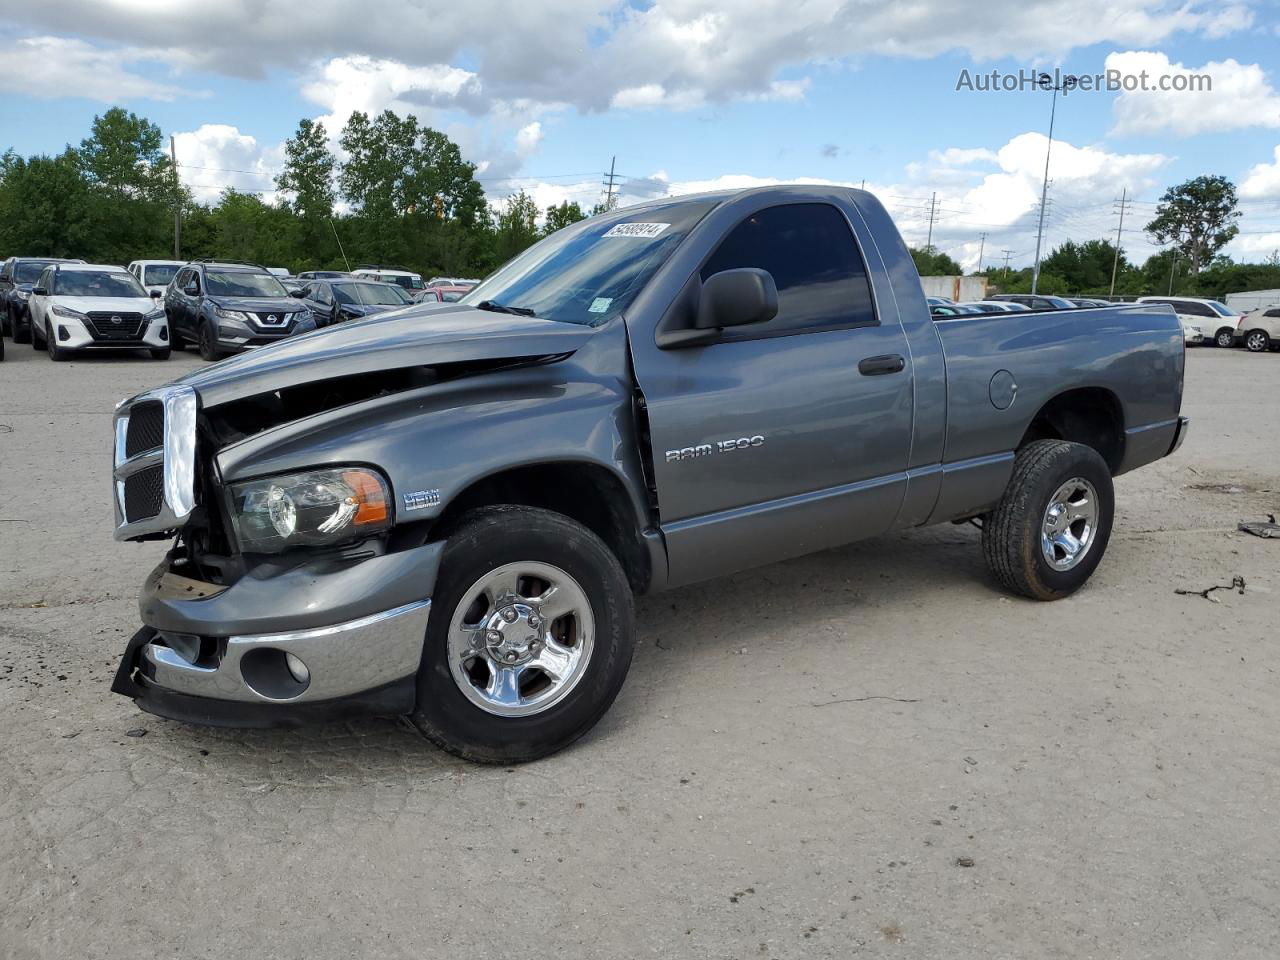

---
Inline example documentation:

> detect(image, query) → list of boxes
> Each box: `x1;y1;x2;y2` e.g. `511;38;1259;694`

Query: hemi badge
403;489;442;511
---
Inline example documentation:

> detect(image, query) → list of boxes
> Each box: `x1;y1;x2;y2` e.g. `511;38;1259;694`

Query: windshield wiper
475;299;537;317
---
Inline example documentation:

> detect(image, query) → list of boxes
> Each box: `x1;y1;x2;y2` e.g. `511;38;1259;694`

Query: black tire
0;330;5;361
1215;328;1236;348
1;307;8;338
166;311;185;350
197;319;221;361
149;347;171;360
16;308;33;345
982;440;1114;601
46;323;68;362
410;505;635;763
1244;329;1271;353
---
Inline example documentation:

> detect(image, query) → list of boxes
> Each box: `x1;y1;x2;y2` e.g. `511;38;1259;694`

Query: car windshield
1207;300;1235;316
334;282;412;306
206;270;288;297
16;261;56;283
461;199;720;325
143;264;180;285
55;270;147;297
379;274;424;290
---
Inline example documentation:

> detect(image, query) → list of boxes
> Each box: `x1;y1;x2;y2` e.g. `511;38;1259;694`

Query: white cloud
515;122;543;155
0;36;194;102
301;56;482;137
1240;146;1280;199
172;125;282;203
1107;51;1280;136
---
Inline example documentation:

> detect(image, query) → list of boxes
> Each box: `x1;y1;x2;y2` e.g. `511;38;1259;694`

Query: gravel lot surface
2;343;1277;959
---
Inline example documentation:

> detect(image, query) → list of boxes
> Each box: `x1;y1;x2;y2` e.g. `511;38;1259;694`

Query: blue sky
2;0;1279;269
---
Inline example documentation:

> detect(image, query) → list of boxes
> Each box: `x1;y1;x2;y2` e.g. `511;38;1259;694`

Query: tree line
0;108;592;277
3;108;1276;300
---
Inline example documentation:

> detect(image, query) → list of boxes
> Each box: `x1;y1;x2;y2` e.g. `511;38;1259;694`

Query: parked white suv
1136;296;1241;348
351;264;425;294
127;259;186;297
28;263;170;361
1236;305;1280;353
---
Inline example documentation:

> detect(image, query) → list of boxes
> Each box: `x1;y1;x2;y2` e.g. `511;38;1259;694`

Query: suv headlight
52;305;88;320
144;306;165;321
229;467;392;554
214;307;251;323
15;288;30;300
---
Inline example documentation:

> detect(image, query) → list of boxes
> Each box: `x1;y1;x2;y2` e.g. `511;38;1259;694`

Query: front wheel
197;319;221;361
46;323;69;361
1244;329;1271;353
982;440;1115;600
13;307;31;345
1215;328;1236;348
410;505;635;763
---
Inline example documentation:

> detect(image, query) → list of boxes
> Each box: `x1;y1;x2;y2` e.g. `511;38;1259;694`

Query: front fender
210;319;650;533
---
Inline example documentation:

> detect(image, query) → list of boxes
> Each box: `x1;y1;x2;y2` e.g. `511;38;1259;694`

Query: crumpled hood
173;304;595;407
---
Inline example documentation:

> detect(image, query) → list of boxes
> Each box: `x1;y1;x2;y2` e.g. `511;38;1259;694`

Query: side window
1265;308;1280;318
317;284;333;305
38;268;54;292
1189;303;1215;317
699;203;876;337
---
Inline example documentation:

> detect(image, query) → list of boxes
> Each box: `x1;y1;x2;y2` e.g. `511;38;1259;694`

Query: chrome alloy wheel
1040;477;1100;571
446;561;595;717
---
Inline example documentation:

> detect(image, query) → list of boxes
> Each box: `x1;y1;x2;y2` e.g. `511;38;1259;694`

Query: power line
1109;187;1129;297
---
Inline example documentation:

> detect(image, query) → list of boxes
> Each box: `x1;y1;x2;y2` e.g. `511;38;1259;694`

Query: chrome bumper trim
141;599;432;704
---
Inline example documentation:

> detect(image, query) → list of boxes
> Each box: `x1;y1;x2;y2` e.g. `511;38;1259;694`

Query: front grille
124;401;163;458
124;464;164;522
85;312;146;341
252;311;293;329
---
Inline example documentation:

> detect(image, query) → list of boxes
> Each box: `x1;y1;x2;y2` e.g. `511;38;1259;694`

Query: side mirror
150;289;163;299
32;287;48;296
695;268;778;330
289;288;306;298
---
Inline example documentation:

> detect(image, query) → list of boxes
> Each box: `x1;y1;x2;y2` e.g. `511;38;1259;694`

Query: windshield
206;270;288;298
334;282;412;306
461;199;719;325
380;273;424;290
55;270;147;297
16;261;56;283
1207;300;1235;316
143;264;180;286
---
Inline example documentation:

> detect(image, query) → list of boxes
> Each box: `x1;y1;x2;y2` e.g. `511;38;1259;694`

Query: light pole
1031;71;1077;294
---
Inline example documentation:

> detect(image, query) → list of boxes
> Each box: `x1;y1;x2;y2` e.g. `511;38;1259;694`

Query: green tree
1145;175;1240;275
1039;239;1133;294
77;107;176;200
910;247;963;276
0;150;96;256
543;200;587;236
493;190;540;263
275;118;335;220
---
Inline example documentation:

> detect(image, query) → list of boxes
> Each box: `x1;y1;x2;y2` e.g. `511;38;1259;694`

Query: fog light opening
159;326;169;342
284;652;310;684
58;325;70;341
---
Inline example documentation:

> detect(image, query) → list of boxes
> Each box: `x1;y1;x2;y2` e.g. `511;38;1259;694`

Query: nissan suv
1;256;84;344
165;260;315;361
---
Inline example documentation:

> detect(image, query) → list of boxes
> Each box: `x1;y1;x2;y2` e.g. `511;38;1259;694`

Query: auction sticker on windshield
603;222;671;238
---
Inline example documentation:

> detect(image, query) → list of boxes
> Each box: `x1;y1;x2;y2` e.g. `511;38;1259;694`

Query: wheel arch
431;459;654;594
1017;386;1126;475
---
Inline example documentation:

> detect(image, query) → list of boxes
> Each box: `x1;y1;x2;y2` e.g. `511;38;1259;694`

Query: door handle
858;354;906;376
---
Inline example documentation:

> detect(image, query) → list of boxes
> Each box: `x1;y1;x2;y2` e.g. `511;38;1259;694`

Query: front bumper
54;316;168;350
113;541;444;727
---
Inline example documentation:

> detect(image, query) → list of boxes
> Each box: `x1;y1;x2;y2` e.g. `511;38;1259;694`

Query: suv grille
252;311;293;329
124;401;164;458
84;312;146;341
124;464;165;522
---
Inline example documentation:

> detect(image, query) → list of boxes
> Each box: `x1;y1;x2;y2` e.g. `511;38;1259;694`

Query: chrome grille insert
112;385;198;541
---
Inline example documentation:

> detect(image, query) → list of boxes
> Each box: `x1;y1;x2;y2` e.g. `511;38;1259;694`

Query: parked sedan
1235;306;1280;352
957;301;1032;313
414;284;473;304
988;293;1076;310
28;262;169;360
296;277;414;326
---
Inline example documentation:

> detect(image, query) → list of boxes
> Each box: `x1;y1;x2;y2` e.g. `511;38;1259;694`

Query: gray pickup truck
109;186;1188;762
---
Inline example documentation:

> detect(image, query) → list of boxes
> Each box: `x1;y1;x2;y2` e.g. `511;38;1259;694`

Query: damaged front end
109;379;442;726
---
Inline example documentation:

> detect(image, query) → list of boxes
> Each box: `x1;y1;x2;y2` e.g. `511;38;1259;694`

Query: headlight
296;307;312;322
294;314;317;333
229;467;391;554
52;305;87;319
214;307;251;323
15;289;31;300
145;307;165;321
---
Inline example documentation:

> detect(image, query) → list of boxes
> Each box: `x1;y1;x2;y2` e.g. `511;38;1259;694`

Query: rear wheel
1215;328;1236;348
982;440;1114;601
410;505;635;763
1245;329;1271;353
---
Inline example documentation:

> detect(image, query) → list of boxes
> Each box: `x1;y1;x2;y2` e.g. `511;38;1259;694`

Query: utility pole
1109;187;1128;297
977;232;988;274
1001;249;1014;272
602;156;618;211
1031;72;1077;294
925;192;938;252
170;135;181;260
1167;245;1179;295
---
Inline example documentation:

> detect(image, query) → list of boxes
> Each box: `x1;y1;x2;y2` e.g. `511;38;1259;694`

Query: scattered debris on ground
1238;514;1280;539
1175;576;1246;602
955;857;976;868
